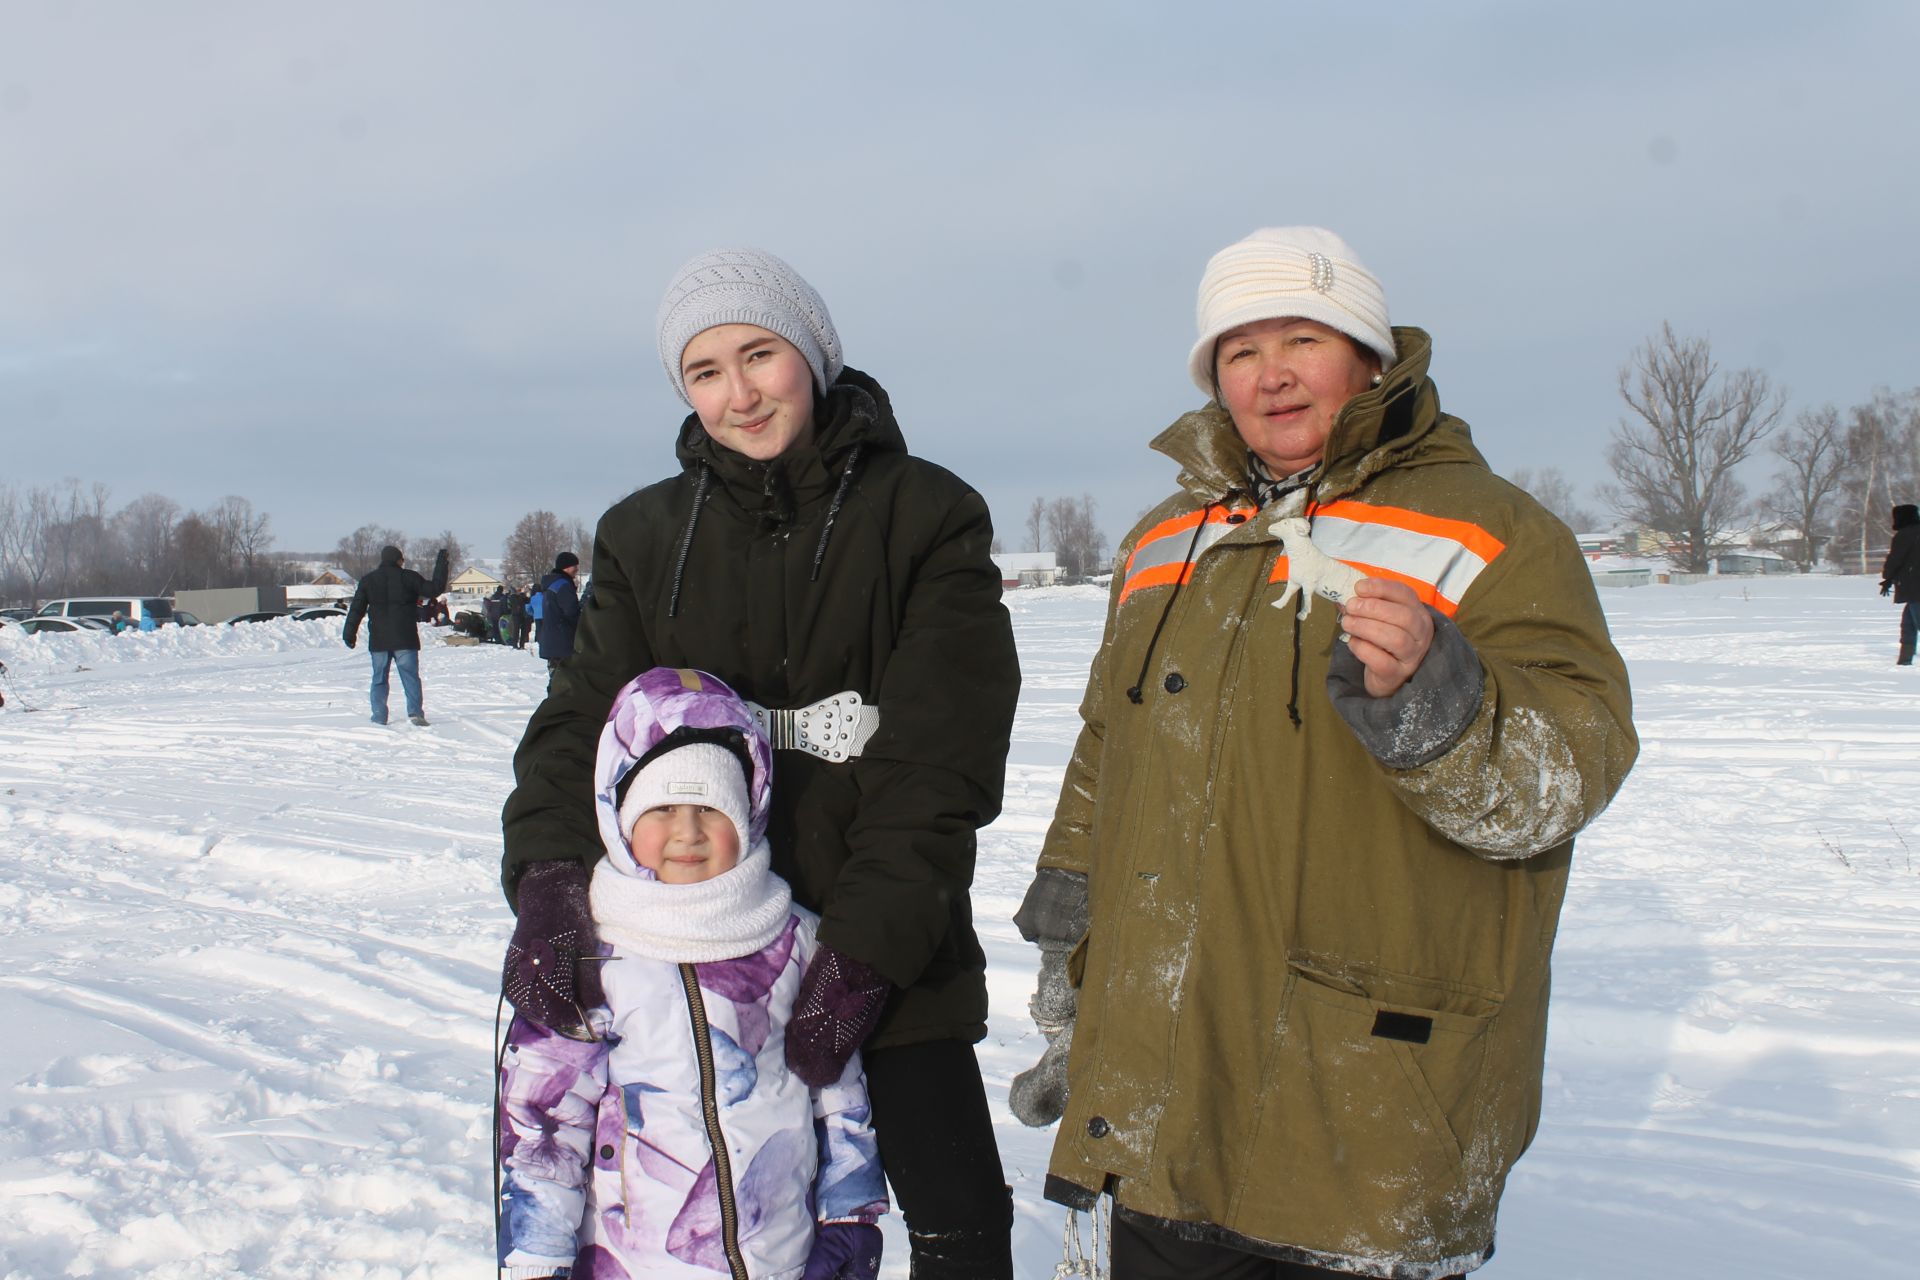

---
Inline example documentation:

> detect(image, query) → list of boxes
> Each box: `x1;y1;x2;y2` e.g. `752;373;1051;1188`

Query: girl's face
680;323;818;462
626;803;741;884
1214;318;1379;476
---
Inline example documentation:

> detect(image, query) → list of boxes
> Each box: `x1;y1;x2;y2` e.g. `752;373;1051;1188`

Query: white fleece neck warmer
588;838;792;964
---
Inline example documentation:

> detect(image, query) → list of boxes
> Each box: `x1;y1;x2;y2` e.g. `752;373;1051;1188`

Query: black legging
1112;1207;1465;1280
862;1039;1013;1279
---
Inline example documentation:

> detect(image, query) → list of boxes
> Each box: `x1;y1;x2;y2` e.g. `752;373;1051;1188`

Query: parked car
226;611;290;625
15;617;98;636
35;596;176;629
291;607;347;621
0;607;36;621
171;610;205;626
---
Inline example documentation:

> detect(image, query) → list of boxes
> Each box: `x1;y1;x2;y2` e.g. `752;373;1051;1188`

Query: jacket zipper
680;963;749;1280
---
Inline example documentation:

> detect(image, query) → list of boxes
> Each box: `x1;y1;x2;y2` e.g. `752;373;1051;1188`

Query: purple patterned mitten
503;859;605;1040
803;1222;882;1280
786;944;891;1088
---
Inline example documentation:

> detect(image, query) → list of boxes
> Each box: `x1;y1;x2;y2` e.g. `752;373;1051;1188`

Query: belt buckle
752;691;867;762
795;690;861;762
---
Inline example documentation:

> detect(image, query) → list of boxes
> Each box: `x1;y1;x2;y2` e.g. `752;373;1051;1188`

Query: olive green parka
1038;329;1636;1276
503;369;1020;1050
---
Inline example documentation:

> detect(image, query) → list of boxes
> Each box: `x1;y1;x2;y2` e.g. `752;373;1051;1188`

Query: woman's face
680;323;817;462
1214;318;1379;476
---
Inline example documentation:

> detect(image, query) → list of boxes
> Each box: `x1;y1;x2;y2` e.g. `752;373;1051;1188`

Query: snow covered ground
1;578;1915;1278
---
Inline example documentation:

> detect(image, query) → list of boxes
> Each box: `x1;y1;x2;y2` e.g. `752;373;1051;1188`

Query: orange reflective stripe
1308;499;1507;566
1267;555;1461;616
1122;562;1194;597
1268;502;1505;617
1119;506;1258;603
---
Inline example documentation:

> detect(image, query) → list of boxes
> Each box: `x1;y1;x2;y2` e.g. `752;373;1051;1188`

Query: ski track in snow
2;583;1917;1277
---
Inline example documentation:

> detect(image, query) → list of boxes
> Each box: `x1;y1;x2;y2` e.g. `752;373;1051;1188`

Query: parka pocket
1235;956;1499;1245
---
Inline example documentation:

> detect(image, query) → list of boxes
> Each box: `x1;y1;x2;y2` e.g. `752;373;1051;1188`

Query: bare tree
505;510;571;585
114;493;181;588
1044;495;1109;580
43;479;112;596
1603;323;1787;573
11;487;57;606
1508;466;1599;532
334;524;408;578
173;514;225;590
213;495;275;581
1025;497;1047;554
434;528;468;579
1763;406;1849;571
0;485;20;601
1833;390;1919;574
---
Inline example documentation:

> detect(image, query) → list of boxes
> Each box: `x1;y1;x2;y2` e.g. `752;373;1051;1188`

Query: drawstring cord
810;443;862;582
1283;477;1322;729
491;991;509;1259
1053;1195;1111;1278
666;463;712;619
1126;502;1215;704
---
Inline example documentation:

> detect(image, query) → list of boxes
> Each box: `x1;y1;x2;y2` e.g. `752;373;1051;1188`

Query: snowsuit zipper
680;963;750;1280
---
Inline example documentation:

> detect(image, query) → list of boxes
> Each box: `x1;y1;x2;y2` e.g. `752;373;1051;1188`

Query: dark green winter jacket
502;369;1021;1049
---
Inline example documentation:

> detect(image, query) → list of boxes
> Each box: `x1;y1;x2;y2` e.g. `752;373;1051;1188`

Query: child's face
626;804;741;884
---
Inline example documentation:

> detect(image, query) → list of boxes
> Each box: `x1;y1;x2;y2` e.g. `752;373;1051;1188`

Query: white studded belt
746;690;880;763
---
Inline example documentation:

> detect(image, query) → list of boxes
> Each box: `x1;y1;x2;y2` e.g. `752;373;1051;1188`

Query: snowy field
1;577;1915;1279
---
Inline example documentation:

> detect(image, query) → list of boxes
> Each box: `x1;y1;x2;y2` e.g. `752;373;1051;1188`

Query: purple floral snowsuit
498;669;888;1279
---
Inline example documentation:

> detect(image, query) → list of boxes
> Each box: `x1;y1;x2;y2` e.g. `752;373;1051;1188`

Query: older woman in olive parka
1012;227;1637;1279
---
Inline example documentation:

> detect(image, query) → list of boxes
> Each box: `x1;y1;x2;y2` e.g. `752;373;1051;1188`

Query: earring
1370;372;1384;388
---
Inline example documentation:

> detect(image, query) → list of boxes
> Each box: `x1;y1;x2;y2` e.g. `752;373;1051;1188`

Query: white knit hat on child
1187;226;1396;397
594;739;792;963
615;741;752;866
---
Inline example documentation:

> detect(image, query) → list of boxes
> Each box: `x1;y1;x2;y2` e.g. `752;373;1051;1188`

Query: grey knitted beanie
655;248;844;405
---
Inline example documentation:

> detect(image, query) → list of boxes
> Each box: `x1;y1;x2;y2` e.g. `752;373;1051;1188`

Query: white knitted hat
614;741;752;875
1187;227;1396;396
656;248;844;405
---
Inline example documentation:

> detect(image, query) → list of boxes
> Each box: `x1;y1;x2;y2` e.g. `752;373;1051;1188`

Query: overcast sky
4;2;1916;560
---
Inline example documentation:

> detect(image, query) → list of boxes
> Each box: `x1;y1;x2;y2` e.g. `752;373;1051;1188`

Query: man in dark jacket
534;552;582;666
1882;502;1920;665
483;586;507;644
344;544;450;725
506;586;530;650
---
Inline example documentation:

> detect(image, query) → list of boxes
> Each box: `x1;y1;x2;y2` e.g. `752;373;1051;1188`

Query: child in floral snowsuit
498;667;888;1279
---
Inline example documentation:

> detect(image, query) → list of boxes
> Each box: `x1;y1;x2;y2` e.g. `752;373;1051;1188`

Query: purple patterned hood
593;667;775;866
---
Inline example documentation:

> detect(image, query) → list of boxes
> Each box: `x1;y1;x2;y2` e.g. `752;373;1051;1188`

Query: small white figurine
1268;515;1365;618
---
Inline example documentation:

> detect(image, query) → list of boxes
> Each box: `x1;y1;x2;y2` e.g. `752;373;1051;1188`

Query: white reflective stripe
1123;517;1246;581
1304;514;1492;606
746;691;879;763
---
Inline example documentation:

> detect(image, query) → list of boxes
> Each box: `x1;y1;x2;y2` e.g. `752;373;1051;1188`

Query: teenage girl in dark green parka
500;249;1022;1279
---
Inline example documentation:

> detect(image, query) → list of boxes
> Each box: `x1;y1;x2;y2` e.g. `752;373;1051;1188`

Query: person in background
498;667;887;1280
344;544;449;727
1012;226;1636;1279
507;584;530;650
535;553;582;667
484;586;508;645
1881;502;1919;665
500;248;1020;1277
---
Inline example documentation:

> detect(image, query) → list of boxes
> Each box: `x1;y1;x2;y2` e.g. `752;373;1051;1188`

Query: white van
35;596;177;630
